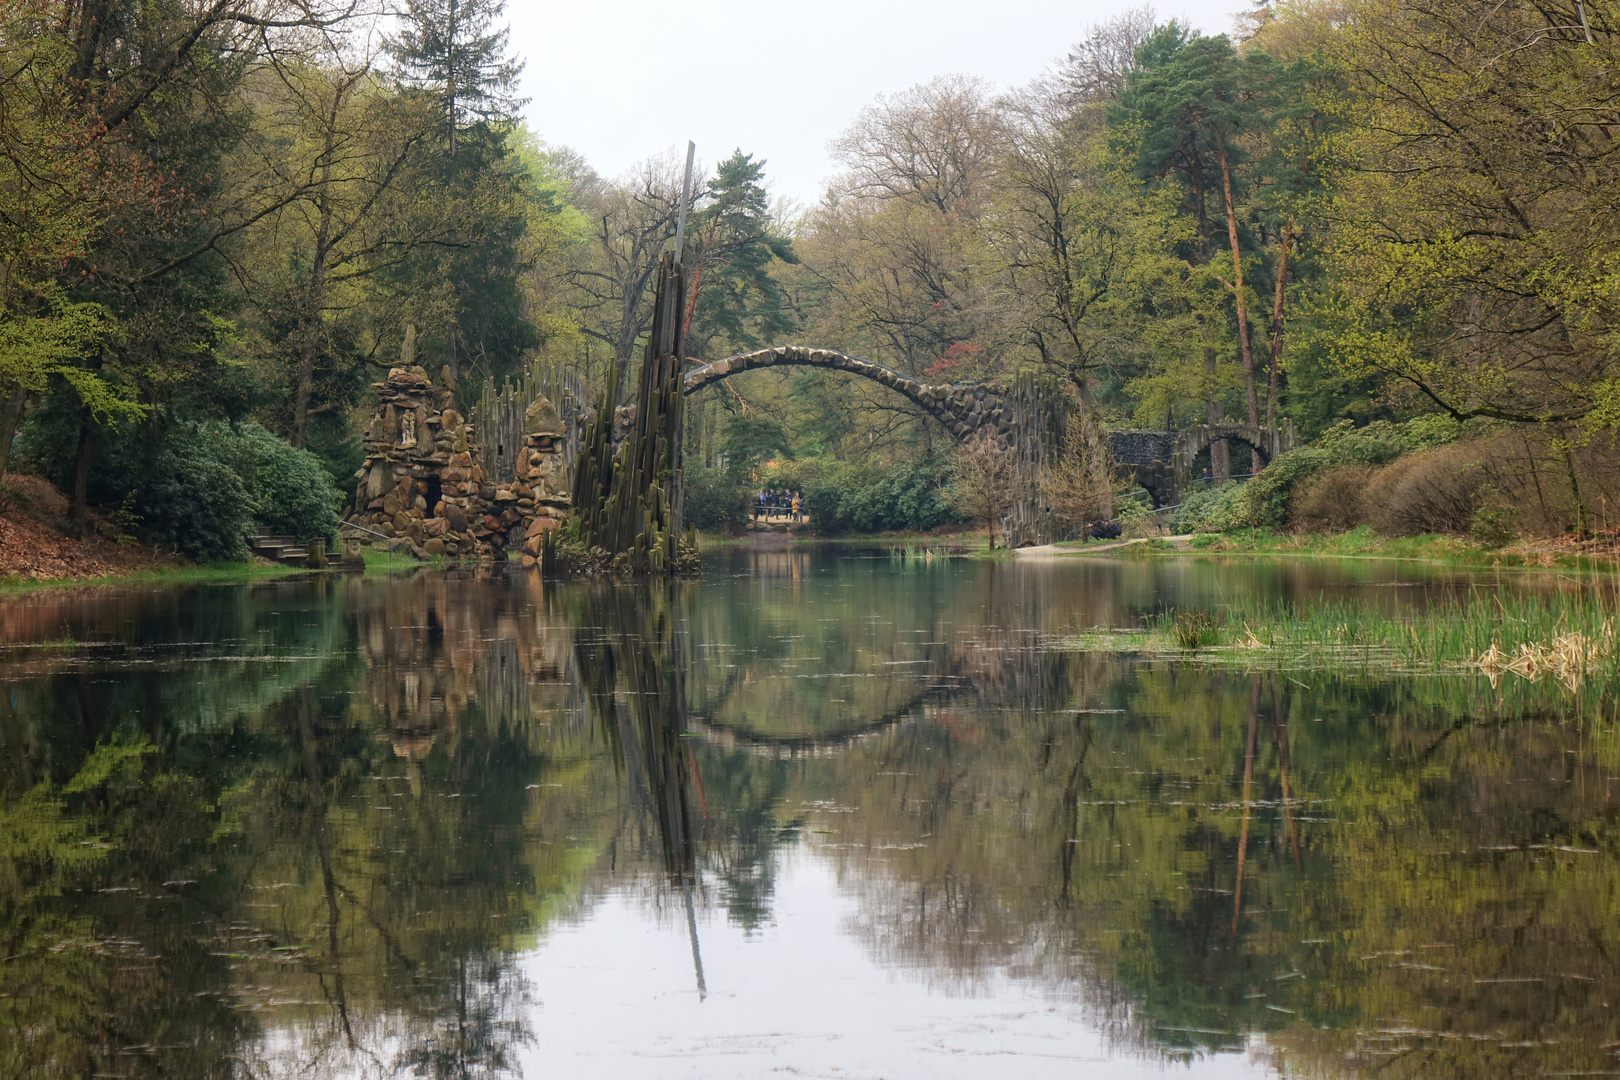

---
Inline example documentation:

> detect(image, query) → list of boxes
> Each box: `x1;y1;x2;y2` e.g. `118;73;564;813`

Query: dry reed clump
1474;619;1615;687
1170;609;1221;650
1289;465;1375;532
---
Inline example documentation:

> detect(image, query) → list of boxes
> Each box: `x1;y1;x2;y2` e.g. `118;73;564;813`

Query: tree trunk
446;0;459;157
1218;140;1260;427
0;384;27;479
1206;348;1229;483
1266;220;1294;439
70;419;95;534
293;169;333;450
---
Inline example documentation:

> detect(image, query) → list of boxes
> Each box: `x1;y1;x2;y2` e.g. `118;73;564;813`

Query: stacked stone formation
347;367;571;560
512;394;572;567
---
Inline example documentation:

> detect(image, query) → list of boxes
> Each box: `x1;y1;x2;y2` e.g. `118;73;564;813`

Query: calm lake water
3;550;1617;1079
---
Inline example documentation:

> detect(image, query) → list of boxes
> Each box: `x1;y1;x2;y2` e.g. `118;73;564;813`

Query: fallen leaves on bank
0;475;178;582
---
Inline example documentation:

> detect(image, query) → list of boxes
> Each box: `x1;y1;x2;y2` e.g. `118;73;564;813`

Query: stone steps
249;532;308;567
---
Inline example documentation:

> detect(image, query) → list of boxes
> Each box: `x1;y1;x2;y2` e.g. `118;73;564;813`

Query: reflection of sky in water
520;848;1275;1080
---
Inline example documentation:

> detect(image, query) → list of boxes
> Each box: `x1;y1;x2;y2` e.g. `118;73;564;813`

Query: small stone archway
1107;421;1299;508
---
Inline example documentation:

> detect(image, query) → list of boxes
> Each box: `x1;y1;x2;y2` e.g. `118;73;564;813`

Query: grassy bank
1037;525;1620;572
0;559;312;593
1056;589;1618;686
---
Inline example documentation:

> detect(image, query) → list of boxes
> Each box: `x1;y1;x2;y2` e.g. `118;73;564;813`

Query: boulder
424;517;448;538
523;394;565;437
446;505;469;532
366;459;389;499
423;538;446;556
382;493;403;516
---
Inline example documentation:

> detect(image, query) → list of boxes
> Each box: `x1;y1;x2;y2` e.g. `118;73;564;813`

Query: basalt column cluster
346;366;570;559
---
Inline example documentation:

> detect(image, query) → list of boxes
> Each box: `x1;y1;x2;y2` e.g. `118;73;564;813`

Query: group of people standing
756;489;805;523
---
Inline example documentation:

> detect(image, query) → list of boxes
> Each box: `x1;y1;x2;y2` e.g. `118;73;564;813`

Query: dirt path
1012;535;1196;557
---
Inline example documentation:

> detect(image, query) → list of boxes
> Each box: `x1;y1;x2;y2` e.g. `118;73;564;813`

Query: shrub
14;407;338;561
1289;465;1375;532
225;423;341;546
1365;443;1487;536
1470;504;1517;547
135;425;257;561
1171;418;1454;534
802;460;959;536
1168;481;1248;533
683;466;743;531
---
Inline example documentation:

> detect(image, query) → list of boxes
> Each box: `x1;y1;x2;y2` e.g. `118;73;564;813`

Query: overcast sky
508;0;1251;206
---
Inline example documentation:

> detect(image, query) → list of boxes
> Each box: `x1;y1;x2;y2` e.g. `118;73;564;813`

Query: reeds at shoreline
1057;588;1620;687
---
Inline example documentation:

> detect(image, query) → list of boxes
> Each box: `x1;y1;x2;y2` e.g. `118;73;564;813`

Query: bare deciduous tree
1055;7;1158;109
566;152;696;381
946;433;1019;549
1040;410;1122;538
830;74;1001;214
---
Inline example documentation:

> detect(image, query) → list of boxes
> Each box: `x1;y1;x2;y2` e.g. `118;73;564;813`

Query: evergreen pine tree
386;0;527;155
385;0;529;383
688;151;798;355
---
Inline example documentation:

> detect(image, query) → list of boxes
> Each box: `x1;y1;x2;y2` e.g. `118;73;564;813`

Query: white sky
509;0;1253;206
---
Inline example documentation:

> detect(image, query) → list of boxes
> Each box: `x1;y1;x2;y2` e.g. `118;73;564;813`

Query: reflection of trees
569;582;712;991
804;648;1620;1075
7;558;1620;1079
0;571;590;1080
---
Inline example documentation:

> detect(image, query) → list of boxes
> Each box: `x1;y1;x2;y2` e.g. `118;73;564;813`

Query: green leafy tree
1115;30;1275;428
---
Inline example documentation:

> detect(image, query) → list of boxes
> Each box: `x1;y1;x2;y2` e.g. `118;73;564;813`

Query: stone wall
346;366;570;560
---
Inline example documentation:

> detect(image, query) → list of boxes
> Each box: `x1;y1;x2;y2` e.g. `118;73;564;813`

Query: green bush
224;422;342;546
135;426;257;562
803;460;959;536
15;406;339;561
1168;481;1249;533
1171;419;1450;534
683;466;744;531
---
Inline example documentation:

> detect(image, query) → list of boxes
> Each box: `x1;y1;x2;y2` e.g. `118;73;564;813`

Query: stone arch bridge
683;346;1298;516
682;346;1031;444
